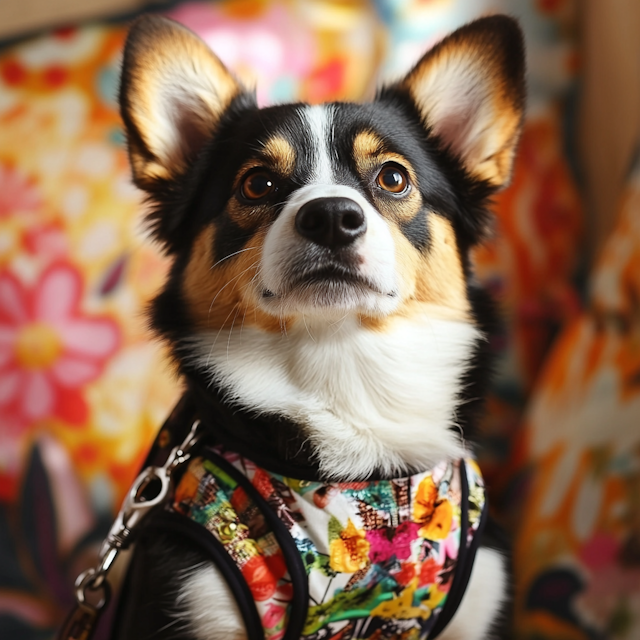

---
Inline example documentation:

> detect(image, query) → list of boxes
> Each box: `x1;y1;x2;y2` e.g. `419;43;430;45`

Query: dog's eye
241;172;275;200
376;165;408;194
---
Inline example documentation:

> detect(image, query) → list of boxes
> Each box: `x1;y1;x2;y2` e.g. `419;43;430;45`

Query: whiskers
209;246;259;270
204;255;261;368
206;258;261;319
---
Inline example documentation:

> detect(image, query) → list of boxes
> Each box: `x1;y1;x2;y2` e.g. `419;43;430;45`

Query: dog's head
120;14;525;478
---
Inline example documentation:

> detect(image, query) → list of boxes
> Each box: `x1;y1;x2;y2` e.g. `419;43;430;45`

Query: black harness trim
200;448;310;640
428;461;488;638
150;510;265;640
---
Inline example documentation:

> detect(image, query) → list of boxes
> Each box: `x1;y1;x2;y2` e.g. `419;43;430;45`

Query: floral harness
160;446;488;640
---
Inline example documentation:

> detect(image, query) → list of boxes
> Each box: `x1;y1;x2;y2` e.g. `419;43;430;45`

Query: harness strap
63;392;489;640
427;461;489;638
195;449;310;640
149;510;265;640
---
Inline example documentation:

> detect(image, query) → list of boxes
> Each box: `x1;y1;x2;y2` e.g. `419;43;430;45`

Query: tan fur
352;131;422;222
362;214;469;330
415;215;469;314
225;188;276;231
262;136;297;177
122;16;242;187
182;225;287;334
352;130;384;158
401;27;523;187
350;132;468;325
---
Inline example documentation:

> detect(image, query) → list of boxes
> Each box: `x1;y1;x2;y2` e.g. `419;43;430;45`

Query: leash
56;417;204;640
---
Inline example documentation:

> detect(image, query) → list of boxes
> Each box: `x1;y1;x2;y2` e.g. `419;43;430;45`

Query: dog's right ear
120;15;242;191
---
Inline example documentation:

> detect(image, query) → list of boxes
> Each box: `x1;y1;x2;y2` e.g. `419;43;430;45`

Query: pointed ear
397;15;525;188
120;15;243;190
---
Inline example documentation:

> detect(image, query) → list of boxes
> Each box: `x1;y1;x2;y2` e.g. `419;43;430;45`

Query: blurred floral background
0;0;639;638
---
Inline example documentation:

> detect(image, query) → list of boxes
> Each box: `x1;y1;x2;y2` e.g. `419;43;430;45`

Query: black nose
295;197;367;248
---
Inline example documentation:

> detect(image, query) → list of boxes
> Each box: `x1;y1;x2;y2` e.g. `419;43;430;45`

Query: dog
113;13;525;640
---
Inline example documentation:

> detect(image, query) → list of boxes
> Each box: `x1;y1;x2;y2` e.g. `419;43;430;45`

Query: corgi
114;13;525;640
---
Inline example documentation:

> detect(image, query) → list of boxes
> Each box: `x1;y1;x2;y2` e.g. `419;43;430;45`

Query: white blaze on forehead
300;104;335;185
259;106;397;318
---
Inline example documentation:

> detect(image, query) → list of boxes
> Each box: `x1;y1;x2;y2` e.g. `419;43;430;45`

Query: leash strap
56;414;204;640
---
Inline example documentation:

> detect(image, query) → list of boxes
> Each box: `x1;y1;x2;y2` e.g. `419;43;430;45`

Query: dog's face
121;14;523;332
119;15;525;478
174;102;475;333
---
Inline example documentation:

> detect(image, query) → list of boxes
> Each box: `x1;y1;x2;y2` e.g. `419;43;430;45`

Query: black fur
112;13;525;640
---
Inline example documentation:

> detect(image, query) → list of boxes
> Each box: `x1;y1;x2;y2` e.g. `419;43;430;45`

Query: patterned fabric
0;1;587;638
173;449;486;640
0;0;582;524
513;152;640;640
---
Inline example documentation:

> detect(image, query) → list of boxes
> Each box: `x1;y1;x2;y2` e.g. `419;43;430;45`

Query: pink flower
262;603;285;629
441;528;459;561
579;533;619;572
24;222;68;260
366;521;420;564
0;165;41;218
168;4;314;106
0;263;120;427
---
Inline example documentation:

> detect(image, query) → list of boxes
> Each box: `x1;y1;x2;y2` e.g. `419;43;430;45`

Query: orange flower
393;561;416;587
413;476;438;522
329;519;370;573
420;500;453;540
414;476;453;540
242;555;278;602
418;557;440;587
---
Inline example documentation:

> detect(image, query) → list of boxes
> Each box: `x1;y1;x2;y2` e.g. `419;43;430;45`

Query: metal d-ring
75;568;110;611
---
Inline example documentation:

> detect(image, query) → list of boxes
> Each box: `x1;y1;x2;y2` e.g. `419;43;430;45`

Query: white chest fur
190;313;480;479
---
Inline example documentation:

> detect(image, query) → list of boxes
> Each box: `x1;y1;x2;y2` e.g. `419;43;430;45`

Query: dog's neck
184;311;481;481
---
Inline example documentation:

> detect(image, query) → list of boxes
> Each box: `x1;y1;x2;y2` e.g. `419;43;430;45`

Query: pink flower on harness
365;521;421;564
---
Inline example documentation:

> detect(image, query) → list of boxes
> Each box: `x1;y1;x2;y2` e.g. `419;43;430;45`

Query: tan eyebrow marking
352;130;418;185
353;130;385;158
232;136;297;192
262;136;296;176
352;130;422;223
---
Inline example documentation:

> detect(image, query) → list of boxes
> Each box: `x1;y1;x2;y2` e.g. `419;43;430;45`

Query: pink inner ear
172;98;210;163
436;112;473;159
425;74;496;171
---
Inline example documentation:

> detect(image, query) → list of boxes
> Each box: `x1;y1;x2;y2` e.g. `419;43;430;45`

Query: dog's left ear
396;15;525;188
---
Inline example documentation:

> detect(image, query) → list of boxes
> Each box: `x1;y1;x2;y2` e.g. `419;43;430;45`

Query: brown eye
376;165;408;194
241;172;275;200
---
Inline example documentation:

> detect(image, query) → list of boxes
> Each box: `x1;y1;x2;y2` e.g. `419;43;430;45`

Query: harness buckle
57;419;204;640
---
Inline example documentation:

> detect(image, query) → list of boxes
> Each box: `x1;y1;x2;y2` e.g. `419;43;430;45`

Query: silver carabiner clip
106;419;203;549
61;419;204;640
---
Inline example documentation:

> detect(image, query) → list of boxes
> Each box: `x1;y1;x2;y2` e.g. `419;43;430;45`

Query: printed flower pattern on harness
173;450;486;640
413;475;455;541
329;518;371;573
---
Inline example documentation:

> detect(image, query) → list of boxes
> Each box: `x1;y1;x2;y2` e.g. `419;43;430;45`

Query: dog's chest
191;315;479;478
171;446;487;640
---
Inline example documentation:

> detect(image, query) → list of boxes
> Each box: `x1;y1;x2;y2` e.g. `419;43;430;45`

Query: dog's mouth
261;263;396;300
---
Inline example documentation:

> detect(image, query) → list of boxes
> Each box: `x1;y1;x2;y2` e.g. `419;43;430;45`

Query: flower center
16;322;63;369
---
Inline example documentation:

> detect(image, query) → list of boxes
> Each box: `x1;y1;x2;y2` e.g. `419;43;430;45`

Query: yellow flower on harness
371;578;431;620
329;518;371;572
413;477;454;540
